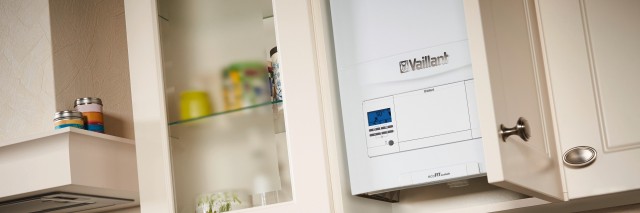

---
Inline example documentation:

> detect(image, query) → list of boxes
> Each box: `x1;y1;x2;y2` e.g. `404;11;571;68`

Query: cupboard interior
156;0;292;212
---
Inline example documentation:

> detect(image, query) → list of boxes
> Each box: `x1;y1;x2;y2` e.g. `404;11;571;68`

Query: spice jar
74;97;104;133
53;110;84;130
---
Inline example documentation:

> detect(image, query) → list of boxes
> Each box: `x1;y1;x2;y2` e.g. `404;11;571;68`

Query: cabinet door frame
463;0;567;202
124;0;334;212
536;0;640;199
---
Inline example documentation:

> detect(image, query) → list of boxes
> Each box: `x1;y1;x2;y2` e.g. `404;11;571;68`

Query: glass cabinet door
124;0;333;212
158;0;290;212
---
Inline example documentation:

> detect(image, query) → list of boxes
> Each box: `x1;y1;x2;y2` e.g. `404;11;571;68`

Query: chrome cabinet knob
499;117;531;142
563;146;597;167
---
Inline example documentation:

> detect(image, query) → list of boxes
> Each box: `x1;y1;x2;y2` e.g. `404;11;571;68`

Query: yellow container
180;91;213;120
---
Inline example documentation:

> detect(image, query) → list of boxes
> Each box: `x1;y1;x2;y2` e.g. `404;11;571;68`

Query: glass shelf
157;0;290;211
167;99;290;212
168;100;283;126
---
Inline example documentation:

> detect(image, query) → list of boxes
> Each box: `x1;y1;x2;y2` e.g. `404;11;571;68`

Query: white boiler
330;0;486;195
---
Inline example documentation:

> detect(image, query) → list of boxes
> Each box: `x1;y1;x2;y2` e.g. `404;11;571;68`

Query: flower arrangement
196;192;242;213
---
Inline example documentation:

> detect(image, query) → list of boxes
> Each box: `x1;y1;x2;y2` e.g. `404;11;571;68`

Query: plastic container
222;62;270;110
180;91;213;120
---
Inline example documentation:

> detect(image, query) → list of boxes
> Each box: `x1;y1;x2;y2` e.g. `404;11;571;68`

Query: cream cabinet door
466;0;640;202
124;0;334;212
536;0;640;199
464;0;566;202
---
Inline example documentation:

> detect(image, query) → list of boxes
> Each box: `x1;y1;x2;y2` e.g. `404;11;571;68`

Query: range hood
0;193;133;213
0;128;139;212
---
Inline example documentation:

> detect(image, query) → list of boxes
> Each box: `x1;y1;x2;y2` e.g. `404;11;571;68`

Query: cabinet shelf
169;100;283;126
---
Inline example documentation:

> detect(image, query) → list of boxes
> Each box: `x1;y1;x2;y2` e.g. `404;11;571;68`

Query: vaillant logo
399;52;449;73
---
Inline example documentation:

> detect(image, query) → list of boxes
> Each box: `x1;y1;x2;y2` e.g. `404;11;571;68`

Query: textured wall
49;0;135;139
0;0;56;143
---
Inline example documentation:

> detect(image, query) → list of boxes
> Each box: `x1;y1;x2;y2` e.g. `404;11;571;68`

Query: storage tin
53;110;84;129
74;97;104;133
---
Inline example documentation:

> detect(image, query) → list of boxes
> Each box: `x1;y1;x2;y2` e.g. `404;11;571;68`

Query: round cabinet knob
563;146;597;167
499;117;531;142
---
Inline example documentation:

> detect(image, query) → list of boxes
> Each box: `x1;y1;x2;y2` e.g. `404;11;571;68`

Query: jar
74;97;104;133
53;110;84;130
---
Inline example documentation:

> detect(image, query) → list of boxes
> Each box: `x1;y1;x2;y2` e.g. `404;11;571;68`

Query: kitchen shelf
0;128;139;212
168;100;283;126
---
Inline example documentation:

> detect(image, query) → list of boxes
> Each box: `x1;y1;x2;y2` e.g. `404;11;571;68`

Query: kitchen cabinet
534;0;640;200
125;0;333;212
466;0;640;202
124;0;640;212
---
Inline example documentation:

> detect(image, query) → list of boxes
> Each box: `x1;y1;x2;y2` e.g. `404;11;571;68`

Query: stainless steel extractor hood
0;192;133;213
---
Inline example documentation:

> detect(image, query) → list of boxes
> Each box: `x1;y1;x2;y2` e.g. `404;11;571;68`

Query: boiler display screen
367;108;392;126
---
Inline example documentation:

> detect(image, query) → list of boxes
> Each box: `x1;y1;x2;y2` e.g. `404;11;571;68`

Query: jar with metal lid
74;97;104;133
53;110;84;130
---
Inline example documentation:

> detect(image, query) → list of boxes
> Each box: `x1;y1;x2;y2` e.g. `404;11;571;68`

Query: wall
0;0;56;143
49;0;135;139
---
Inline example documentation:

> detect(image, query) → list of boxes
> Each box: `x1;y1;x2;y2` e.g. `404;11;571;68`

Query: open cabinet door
124;0;334;212
464;0;566;201
536;0;640;199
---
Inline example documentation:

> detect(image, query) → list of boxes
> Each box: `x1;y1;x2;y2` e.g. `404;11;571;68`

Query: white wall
0;0;56;143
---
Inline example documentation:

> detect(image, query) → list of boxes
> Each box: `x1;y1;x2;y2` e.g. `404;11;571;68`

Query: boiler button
369;129;374;132
387;130;394;134
388;125;393;128
388;140;395;146
369;133;375;137
381;126;388;130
